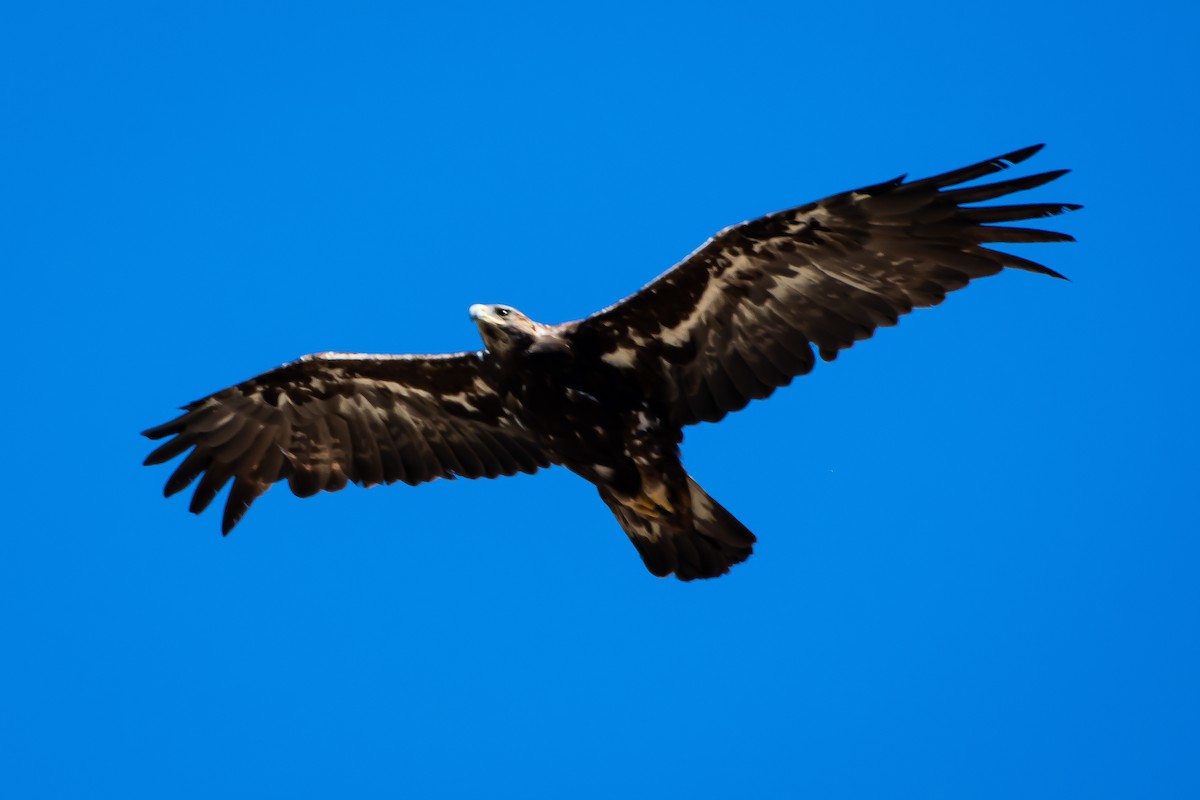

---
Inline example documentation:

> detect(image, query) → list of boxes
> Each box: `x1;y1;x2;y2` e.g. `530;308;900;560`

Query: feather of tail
601;476;756;581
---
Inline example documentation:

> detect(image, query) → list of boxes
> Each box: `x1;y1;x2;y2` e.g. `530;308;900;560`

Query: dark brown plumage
144;145;1076;580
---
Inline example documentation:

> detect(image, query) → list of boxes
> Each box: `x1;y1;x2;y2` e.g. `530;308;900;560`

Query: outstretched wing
143;352;551;533
572;145;1078;426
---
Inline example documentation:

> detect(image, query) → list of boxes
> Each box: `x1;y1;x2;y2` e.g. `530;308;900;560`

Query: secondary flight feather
144;145;1077;580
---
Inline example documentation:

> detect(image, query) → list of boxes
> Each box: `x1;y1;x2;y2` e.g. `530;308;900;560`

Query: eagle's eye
496;307;511;318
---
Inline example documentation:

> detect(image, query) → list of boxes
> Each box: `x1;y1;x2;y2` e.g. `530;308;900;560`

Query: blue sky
2;1;1197;797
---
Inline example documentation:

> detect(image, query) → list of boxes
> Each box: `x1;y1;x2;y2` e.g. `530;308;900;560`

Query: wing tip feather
999;143;1045;167
142;421;182;440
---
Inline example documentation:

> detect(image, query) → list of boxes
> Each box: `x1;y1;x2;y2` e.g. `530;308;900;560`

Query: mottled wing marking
143;352;551;533
574;145;1077;426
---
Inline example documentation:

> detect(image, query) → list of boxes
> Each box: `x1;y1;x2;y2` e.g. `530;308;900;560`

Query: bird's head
469;304;547;357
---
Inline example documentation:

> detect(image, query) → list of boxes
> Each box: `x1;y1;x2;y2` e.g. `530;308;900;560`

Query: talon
644;483;673;513
633;496;661;517
622;493;672;518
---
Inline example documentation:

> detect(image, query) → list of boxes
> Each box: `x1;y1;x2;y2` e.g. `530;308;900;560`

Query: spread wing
572;145;1078;426
142;352;551;533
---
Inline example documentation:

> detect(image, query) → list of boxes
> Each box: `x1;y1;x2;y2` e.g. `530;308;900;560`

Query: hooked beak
469;304;498;325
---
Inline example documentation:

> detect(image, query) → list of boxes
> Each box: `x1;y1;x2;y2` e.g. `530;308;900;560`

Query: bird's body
144;145;1077;580
472;304;751;579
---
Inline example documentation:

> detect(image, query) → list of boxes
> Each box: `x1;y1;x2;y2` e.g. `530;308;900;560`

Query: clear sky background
2;2;1197;797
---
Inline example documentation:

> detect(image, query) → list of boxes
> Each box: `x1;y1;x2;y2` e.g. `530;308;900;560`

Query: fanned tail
601;475;755;581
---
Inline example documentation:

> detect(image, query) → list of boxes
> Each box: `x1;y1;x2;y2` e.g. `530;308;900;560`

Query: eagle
143;145;1076;581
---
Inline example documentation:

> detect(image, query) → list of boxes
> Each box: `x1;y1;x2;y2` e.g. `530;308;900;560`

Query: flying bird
143;145;1077;580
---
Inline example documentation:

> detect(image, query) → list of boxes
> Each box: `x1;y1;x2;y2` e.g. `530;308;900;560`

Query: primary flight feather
144;145;1077;580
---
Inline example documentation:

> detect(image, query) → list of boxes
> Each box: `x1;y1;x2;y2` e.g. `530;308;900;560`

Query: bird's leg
640;475;674;514
615;467;679;519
